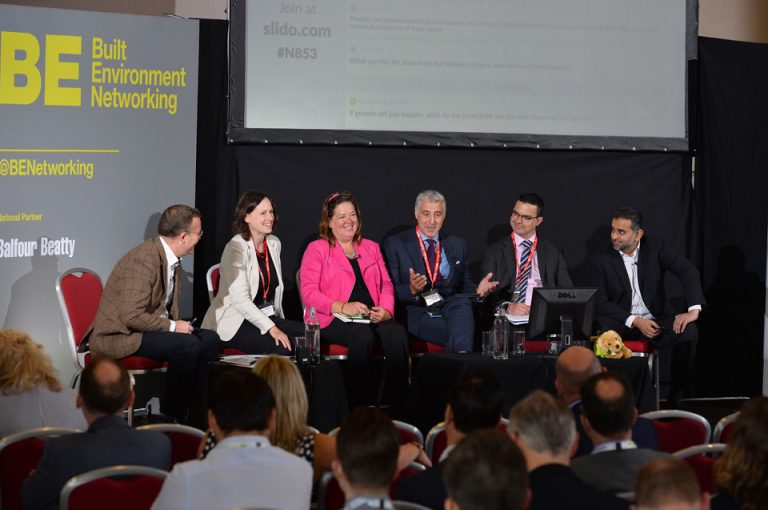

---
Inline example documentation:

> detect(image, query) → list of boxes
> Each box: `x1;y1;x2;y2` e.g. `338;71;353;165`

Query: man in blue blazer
384;190;497;353
22;358;170;510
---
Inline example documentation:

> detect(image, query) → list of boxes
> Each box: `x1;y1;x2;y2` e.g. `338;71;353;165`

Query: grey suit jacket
481;234;573;308
571;447;672;494
90;237;180;359
21;415;170;510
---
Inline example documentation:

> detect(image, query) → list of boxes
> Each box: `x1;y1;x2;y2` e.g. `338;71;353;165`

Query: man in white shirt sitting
151;370;312;510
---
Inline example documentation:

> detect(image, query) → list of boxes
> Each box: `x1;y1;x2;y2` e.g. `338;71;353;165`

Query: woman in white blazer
202;191;304;353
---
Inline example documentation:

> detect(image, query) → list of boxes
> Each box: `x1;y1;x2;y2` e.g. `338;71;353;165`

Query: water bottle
305;306;320;365
493;305;509;359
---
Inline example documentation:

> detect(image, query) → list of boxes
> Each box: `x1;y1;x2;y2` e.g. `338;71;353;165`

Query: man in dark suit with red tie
589;207;705;404
481;193;573;316
88;204;220;421
384;190;496;353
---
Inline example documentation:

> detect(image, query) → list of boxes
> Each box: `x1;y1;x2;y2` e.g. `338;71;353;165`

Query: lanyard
256;238;271;300
511;234;538;286
415;227;441;286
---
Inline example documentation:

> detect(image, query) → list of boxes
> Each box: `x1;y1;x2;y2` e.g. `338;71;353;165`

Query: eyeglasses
511;211;539;223
186;230;203;238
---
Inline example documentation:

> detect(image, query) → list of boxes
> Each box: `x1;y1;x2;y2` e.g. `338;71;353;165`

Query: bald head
555;346;602;403
78;357;132;416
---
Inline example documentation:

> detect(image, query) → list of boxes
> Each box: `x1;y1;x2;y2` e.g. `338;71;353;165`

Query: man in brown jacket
89;204;219;422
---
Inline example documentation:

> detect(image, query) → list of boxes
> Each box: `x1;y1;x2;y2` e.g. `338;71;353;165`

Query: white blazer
202;234;286;340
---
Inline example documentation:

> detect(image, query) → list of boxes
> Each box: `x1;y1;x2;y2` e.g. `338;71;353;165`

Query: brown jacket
89;237;181;359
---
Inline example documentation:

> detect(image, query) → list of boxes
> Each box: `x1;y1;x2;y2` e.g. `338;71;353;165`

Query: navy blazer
481;234;573;308
21;415;171;510
384;229;475;308
528;464;629;510
394;462;446;510
571;402;659;458
589;236;706;325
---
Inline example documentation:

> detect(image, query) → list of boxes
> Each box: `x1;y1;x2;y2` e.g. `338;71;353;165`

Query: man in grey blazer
22;358;170;510
571;371;671;495
481;193;573;316
88;204;219;421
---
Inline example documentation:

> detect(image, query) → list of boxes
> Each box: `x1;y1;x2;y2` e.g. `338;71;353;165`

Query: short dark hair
318;191;362;246
208;371;275;434
231;190;278;241
580;371;635;437
444;430;528;510
336;407;399;490
449;369;504;434
79;357;131;415
635;458;701;508
158;204;201;237
516;192;545;217
612;207;643;231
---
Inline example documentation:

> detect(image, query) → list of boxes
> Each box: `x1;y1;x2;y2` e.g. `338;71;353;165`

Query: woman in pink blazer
300;191;409;408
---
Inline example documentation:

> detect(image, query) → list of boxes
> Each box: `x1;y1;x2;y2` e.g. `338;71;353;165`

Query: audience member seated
555;345;658;456
202;190;304;354
443;429;529;510
21;357;170;510
0;329;86;436
395;369;504;510
300;191;409;408
634;458;710;510
332;407;400;510
199;356;428;480
507;390;628;510
571;371;671;494
384;189;497;353
152;370;312;510
711;396;768;510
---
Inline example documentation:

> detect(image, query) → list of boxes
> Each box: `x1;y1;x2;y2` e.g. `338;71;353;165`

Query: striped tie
515;240;533;303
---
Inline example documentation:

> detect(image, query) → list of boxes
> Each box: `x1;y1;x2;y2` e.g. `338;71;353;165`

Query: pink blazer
300;238;395;328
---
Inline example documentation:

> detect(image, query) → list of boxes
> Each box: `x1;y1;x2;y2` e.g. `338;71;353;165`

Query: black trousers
321;319;409;409
597;315;698;398
227;317;305;355
135;328;220;420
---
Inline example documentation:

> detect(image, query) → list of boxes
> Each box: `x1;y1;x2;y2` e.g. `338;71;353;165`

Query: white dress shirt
151;435;312;510
159;237;179;331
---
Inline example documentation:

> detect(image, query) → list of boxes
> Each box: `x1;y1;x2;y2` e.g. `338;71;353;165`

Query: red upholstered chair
424;418;508;464
0;427;82;510
206;263;221;303
56;268;167;424
623;339;659;408
408;334;445;357
59;465;168;510
673;443;727;494
135;424;205;467
328;420;423;447
713;412;739;443
640;410;712;454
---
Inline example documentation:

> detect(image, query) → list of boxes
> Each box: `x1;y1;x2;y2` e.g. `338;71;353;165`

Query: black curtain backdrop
694;37;768;397
195;22;765;397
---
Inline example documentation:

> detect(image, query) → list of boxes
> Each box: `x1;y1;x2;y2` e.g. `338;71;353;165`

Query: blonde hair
0;329;62;395
252;355;310;452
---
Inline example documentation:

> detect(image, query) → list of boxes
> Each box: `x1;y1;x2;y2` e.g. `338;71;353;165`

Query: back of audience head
443;429;529;510
208;370;275;438
633;458;708;510
333;407;399;494
508;389;577;462
580;371;636;439
252;355;309;451
78;357;132;416
0;329;61;395
555;345;603;403
447;369;504;434
714;396;768;510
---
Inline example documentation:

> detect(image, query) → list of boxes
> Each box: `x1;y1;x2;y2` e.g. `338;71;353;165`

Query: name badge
259;301;276;317
422;289;443;307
